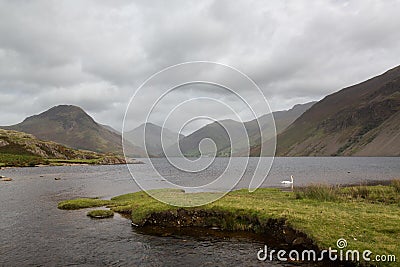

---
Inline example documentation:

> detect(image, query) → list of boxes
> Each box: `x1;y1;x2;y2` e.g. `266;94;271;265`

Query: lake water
0;157;399;266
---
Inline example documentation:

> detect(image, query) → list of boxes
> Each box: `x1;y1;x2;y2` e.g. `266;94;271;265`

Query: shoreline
58;181;400;266
0;158;144;168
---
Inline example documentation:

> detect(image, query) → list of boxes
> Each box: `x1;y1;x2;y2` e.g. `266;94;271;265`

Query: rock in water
87;210;114;219
0;177;12;181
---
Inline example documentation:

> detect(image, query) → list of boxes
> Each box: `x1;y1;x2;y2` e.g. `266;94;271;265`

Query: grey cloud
1;0;400;132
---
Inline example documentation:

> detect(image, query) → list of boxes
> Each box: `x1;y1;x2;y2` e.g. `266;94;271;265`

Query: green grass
58;183;400;266
0;155;117;167
87;209;114;218
295;182;400;205
58;198;110;210
0;153;48;167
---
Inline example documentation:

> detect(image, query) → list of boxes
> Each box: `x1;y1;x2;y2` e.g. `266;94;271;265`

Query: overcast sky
1;0;400;134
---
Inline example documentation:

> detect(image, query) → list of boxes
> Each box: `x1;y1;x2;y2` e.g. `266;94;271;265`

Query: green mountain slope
0;129;126;166
274;65;400;156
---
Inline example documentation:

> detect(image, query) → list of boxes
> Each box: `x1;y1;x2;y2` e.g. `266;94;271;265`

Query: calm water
0;157;399;266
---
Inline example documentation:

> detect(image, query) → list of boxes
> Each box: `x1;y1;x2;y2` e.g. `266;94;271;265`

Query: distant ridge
172;101;316;157
124;122;185;156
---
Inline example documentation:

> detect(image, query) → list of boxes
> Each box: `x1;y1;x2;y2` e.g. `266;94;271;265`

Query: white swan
281;175;294;184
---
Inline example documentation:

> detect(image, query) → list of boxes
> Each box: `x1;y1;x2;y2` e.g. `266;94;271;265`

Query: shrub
295;184;340;202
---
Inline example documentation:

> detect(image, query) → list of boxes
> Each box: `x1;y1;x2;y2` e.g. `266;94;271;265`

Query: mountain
270;102;318;132
237;101;316;156
173;102;315;157
174;119;243;157
2;105;146;157
272;65;400;156
0;129;126;167
124;123;185;156
100;124;120;135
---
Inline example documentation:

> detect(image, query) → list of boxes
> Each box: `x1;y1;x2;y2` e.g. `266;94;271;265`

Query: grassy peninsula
58;181;400;266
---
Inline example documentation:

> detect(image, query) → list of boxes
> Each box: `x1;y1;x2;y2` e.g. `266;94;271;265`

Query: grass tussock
295;181;400;205
391;179;400;193
295;184;340;201
58;198;110;210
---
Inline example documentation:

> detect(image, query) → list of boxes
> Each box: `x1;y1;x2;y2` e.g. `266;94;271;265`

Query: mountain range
1;65;399;158
168;101;316;157
252;65;400;156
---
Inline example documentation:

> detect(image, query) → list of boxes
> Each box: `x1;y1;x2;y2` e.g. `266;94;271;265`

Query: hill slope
175;119;243;157
124;123;184;156
0;129;126;166
3;105;146;157
174;102;315;157
274;65;400;156
239;101;316;156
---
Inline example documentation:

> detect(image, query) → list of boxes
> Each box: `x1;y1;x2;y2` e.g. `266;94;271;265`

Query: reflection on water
0;157;398;266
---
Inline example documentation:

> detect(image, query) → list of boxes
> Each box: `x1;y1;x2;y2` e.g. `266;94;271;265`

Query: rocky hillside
273;65;400;156
0;129;126;166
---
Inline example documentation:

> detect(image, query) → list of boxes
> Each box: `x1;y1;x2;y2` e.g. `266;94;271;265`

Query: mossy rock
87;209;114;219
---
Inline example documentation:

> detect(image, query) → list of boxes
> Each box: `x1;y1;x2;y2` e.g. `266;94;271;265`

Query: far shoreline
0;158;144;168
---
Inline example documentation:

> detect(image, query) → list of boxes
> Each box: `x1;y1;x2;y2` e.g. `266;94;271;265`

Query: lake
0;157;399;266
